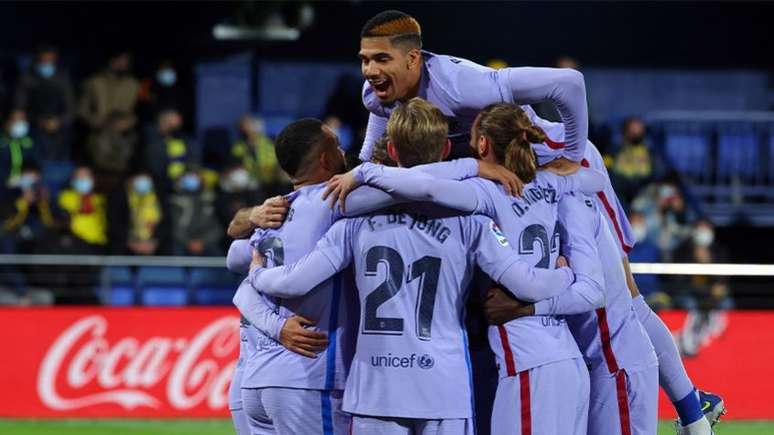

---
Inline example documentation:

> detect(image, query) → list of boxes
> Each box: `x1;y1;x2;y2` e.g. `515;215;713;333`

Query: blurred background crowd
0;2;770;343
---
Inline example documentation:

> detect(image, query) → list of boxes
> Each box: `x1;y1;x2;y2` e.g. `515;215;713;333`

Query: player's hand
477;160;524;197
483;287;534;325
541;157;581;176
249;196;289;229
250;249;266;272
322;169;361;212
279;315;329;358
556;255;569;268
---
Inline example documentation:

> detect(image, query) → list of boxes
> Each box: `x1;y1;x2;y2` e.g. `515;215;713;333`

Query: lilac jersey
560;193;658;377
249;206;575;419
360;51;588;162
533;138;637;255
354;164;605;376
232;161;481;391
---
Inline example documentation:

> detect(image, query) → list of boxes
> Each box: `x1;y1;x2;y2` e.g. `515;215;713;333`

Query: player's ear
319;148;333;172
477;134;489;158
387;140;401;166
407;48;421;69
441;138;451;161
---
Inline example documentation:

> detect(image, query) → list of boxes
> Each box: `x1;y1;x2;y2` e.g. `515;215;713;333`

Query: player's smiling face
359;36;420;104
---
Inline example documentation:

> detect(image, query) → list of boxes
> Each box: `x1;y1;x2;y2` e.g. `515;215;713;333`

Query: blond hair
386;97;448;167
476;103;546;183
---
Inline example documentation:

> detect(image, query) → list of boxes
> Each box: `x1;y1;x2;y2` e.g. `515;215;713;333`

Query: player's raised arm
542;166;608;197
249;220;354;298
359;112;389;162
495;67;588;161
470;216;574;302
533;196;606;316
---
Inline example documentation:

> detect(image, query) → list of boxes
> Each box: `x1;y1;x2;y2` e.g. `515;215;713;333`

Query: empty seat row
97;266;243;306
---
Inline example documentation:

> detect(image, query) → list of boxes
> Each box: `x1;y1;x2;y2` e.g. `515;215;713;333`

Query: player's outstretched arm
470;216;574;302
232;279;287;342
249;220;353;298
496;67;588;161
544;166;608;196
359;113;389;162
354;162;486;213
534;200;606;315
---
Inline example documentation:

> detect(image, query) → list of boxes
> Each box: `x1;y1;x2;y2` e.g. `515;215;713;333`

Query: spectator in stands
611;117;659;206
169;166;223;256
672;219;732;356
627;211;669;310
107;171;164;255
77;51;139;132
632;180;692;261
14;45;75;161
0;164;58;304
78;52;140;191
0;110;39;192
137;59;186;126
215;164;265;238
144;108;192;195
58;166;108;253
228;115;286;197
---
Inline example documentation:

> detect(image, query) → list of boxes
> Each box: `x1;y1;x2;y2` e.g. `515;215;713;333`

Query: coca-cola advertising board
0;308;239;418
1;308;772;418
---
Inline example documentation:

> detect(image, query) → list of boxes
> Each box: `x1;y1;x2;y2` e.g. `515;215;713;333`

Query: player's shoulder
424;51;499;107
467;214;511;248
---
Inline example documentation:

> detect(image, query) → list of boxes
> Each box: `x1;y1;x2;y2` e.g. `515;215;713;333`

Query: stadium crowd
0;46;727;316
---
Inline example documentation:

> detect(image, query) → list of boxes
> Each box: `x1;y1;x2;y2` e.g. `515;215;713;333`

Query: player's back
561;193;657;376
341;204;485;420
241;183;354;391
467;172;583;376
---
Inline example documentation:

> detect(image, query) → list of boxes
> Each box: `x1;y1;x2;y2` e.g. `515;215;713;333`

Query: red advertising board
0;308;239;418
0;308;771;419
656;310;774;420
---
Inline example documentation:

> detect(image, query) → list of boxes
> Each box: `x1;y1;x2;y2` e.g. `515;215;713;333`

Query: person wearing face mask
107;170;165;255
216;165;265;242
0;164;59;305
57;166;108;249
13;45;75;161
0;110;40;194
137;59;188;126
671;219;732;357
626;211;670;310
229;115;287;198
78;51;139;132
610;117;665;207
168;167;224;256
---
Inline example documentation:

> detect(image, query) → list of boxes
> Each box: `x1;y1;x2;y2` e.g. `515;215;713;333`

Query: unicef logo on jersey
418;354;435;370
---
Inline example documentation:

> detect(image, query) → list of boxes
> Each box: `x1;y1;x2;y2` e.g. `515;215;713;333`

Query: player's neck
399;58;424;102
291;170;331;190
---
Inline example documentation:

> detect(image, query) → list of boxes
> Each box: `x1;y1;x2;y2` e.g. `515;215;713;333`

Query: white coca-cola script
37;315;239;411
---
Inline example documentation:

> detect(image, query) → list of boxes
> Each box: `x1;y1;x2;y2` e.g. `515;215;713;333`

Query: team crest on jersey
489;221;509;247
418;354;435;370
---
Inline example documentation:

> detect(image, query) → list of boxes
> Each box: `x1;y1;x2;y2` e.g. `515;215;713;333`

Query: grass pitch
0;419;769;434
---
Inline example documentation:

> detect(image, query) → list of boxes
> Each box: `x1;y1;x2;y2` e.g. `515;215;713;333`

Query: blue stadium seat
137;267;189;306
141;287;189;306
663;131;710;180
190;268;241;305
262;115;295;139
96;267;136;306
137;266;188;285
717;126;759;182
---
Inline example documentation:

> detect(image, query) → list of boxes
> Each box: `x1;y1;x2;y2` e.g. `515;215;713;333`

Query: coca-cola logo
37;314;239;411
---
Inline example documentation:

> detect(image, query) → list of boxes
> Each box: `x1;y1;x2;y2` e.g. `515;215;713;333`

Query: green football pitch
0;419;770;435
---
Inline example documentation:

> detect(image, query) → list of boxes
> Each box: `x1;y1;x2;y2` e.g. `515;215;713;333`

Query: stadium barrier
0;255;773;419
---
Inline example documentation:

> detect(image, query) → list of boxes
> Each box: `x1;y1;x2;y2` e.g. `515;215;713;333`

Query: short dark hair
275;118;327;177
361;10;422;50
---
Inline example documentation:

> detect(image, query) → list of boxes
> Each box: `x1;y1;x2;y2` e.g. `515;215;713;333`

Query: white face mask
693;228;714;247
10;120;29;138
228;169;251;189
632;224;648;243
